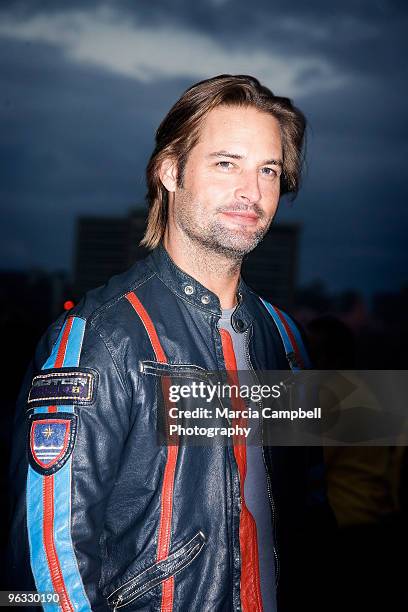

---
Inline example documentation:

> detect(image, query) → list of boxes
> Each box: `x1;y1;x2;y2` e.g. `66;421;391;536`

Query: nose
234;170;261;204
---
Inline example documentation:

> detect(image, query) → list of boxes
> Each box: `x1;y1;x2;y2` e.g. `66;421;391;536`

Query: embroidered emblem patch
28;413;77;475
27;367;97;407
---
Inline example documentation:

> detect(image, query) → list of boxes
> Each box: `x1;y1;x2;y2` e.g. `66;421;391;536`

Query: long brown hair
141;74;306;249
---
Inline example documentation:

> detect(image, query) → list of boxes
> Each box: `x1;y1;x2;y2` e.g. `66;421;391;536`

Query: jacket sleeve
8;313;132;611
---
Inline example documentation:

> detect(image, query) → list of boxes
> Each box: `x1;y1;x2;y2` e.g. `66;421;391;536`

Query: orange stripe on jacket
220;328;263;612
126;291;178;612
43;316;76;610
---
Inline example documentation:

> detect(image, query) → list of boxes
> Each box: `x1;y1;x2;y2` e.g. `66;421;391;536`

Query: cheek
192;175;234;207
203;171;238;201
184;169;215;199
261;182;280;204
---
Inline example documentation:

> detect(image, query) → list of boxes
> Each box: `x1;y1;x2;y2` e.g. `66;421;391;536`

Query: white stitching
28;372;94;403
112;535;206;608
118;543;202;602
141;360;207;372
107;531;205;602
140;361;210;380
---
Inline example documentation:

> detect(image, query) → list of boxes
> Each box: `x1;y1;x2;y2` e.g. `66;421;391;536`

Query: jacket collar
146;243;254;331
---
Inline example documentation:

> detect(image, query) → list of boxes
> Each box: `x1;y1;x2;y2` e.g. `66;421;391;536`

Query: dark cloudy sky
1;0;407;297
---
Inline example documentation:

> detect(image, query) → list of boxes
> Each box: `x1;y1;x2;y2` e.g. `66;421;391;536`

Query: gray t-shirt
219;308;277;612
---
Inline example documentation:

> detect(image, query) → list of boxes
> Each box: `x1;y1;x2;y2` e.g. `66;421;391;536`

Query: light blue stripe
36;317;71;415
28;315;90;610
27;467;56;611
260;298;313;370
53;317;90;609
278;311;312;369
53;461;91;611
42;319;70;370
35;405;74;415
41;316;85;370
34;406;52;414
260;298;297;367
63;318;86;367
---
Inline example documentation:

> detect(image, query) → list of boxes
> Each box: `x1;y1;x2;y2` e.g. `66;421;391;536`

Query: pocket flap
107;531;206;609
139;360;210;379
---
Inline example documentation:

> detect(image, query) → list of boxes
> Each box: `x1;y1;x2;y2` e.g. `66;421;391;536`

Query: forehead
194;104;282;156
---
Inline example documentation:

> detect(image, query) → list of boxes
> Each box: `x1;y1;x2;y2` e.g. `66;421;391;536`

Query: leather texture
8;244;330;611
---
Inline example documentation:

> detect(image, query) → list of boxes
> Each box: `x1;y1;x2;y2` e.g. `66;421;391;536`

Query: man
9;75;330;611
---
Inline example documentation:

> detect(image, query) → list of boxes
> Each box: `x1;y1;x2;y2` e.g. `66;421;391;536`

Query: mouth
219;210;260;226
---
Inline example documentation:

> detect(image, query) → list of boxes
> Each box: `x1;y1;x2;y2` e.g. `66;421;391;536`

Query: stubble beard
175;188;273;264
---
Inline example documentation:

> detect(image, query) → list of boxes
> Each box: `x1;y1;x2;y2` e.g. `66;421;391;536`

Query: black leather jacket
9;244;331;611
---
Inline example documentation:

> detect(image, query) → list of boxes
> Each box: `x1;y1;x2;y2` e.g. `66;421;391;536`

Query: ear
159;158;178;192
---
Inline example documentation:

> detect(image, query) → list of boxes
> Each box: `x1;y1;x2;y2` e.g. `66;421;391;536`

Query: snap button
184;285;194;295
235;319;244;331
201;295;210;305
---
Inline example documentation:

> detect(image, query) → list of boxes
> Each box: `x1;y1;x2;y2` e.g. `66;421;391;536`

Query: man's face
165;104;283;259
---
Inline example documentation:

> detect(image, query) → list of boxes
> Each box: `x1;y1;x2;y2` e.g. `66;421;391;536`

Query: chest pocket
139;360;211;380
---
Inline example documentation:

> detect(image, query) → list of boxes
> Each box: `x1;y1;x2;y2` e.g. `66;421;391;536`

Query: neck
163;229;242;309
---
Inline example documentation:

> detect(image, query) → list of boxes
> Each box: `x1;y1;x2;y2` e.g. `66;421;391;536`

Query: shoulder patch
27;367;98;407
28;412;77;475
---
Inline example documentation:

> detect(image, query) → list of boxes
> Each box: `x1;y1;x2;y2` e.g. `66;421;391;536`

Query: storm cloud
1;0;407;295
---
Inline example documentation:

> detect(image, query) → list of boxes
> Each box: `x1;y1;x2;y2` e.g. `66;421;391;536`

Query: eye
216;161;234;170
261;167;278;178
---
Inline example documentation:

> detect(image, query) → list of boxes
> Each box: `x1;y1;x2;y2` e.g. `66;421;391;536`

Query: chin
202;222;266;255
217;237;261;258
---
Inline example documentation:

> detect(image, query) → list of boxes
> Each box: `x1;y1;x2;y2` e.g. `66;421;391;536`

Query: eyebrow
207;150;283;167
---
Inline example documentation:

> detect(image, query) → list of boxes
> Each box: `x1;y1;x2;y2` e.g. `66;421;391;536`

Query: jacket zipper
217;315;242;612
109;538;204;609
243;327;280;587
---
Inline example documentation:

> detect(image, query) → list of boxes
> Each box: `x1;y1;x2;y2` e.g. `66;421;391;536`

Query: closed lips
221;211;259;219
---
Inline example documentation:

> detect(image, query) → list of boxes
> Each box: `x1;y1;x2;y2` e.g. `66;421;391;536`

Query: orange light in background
63;300;75;311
